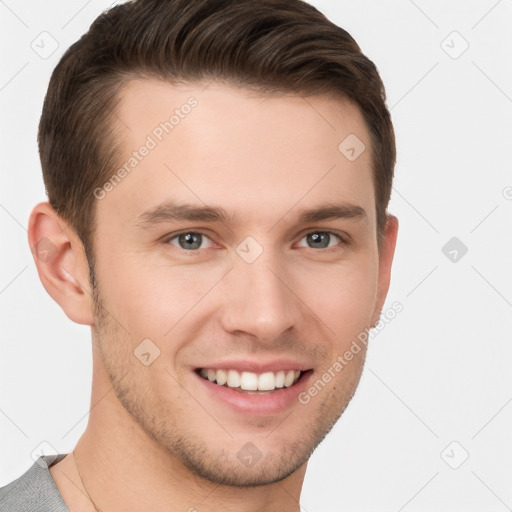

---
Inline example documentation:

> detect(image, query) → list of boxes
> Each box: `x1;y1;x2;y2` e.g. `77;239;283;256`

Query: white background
1;1;511;510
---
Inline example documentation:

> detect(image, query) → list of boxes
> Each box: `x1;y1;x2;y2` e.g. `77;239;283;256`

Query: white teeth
199;368;303;391
284;370;295;387
275;371;285;388
216;369;227;386
240;372;258;391
258;372;276;391
227;369;241;388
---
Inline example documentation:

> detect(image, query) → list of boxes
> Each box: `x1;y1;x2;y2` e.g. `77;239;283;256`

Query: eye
167;232;214;251
297;231;343;249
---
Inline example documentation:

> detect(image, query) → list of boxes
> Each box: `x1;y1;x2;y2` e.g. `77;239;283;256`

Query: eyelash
163;230;348;252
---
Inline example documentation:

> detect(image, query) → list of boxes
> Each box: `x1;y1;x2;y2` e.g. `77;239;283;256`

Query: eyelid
295;228;350;246
162;228;214;241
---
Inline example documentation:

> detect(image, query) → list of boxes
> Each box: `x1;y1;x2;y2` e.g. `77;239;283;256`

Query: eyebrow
135;201;367;227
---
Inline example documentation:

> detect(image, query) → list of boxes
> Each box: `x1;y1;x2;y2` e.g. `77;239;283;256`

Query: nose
219;251;298;344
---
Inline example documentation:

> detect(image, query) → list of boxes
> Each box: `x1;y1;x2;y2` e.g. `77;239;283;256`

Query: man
0;0;398;510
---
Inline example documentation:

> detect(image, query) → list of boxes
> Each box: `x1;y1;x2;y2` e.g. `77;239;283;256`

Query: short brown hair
38;0;395;285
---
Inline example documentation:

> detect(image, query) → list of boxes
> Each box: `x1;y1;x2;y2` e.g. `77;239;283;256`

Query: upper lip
194;359;312;373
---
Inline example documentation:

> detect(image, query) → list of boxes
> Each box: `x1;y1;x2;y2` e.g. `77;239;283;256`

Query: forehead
97;78;375;228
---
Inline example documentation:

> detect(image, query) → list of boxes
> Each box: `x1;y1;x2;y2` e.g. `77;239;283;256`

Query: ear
27;202;95;325
371;214;399;326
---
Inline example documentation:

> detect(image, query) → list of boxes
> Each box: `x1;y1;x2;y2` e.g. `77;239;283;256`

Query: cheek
294;257;379;337
95;249;223;339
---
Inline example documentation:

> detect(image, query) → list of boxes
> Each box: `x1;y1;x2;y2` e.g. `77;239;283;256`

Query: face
90;79;394;486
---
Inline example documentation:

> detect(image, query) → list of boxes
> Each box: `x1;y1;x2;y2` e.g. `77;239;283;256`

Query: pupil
308;232;329;248
179;233;201;250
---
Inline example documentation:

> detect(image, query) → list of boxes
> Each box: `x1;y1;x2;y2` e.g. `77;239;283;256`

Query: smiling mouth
197;368;304;394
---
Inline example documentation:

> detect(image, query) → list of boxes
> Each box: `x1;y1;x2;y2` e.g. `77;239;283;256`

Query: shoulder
0;454;70;512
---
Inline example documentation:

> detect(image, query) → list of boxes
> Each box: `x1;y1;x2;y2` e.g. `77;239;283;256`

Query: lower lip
195;370;313;415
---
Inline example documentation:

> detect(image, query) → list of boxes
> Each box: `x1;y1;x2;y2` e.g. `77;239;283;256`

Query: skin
28;79;398;512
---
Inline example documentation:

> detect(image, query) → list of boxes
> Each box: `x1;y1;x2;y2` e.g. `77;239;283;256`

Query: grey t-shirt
0;454;70;511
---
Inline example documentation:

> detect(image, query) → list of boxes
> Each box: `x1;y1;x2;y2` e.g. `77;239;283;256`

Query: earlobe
371;215;399;326
27;202;95;326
